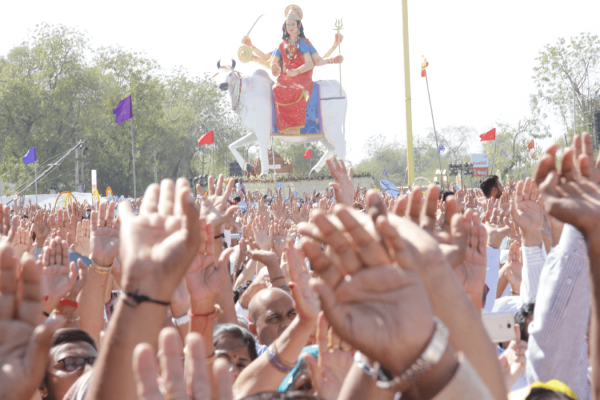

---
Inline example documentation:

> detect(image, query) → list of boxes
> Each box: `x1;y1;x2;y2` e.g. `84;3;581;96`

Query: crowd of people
1;132;600;400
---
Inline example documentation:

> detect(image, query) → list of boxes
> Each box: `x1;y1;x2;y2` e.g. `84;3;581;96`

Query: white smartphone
482;312;517;343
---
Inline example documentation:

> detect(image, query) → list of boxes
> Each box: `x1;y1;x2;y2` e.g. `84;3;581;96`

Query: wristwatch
171;313;191;327
355;316;449;391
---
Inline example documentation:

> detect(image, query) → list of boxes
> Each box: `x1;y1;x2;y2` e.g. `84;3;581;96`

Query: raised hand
133;328;234;400
304;313;353;400
498;325;527;390
326;156;354;205
482;206;510;249
32;208;50;247
0;205;16;245
197;175;239;231
286;241;320;322
418;185;468;268
90;201;119;268
510;178;544;246
119;178;201;303
502;241;522;293
40;238;78;315
305;206;435;378
13;225;34;260
454;209;487;308
0;246;66;400
185;221;232;305
252;214;271;250
534;142;600;238
70;218;91;257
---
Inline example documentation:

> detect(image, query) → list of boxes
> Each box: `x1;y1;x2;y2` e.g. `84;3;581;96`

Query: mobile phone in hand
482;312;517;343
69;250;92;270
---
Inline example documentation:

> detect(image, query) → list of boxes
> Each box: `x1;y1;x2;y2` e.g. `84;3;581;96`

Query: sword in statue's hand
247;14;266;36
334;19;344;96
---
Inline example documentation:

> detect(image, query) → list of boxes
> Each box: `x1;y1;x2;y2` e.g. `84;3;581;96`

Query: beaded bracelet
267;342;297;373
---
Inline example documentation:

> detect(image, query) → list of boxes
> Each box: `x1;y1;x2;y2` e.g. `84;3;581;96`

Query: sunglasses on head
58;356;96;371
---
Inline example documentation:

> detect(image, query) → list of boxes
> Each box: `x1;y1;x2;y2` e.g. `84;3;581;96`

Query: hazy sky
2;0;599;165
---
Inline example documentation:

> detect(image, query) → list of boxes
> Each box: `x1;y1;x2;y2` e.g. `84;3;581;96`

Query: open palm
511;178;543;232
90;201;119;267
41;239;77;308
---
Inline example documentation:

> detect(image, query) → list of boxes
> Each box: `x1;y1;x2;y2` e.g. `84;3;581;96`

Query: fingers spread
133;343;164;400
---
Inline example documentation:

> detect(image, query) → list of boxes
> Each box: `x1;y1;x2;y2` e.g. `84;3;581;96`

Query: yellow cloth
530;380;578;399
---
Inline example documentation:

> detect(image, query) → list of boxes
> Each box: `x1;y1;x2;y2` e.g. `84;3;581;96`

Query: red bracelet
188;304;222;336
188;304;222;319
59;299;79;308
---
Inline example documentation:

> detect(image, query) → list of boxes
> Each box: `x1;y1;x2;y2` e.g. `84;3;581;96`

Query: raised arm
533;134;600;400
242;36;272;61
86;178;201;400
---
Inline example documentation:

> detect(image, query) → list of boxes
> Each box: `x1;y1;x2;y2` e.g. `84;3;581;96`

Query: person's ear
39;384;48;399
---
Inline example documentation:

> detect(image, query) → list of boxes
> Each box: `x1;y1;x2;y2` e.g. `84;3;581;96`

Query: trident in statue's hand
334;19;343;96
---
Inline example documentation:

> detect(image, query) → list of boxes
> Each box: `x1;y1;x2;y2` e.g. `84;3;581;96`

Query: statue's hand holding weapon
242;36;253;47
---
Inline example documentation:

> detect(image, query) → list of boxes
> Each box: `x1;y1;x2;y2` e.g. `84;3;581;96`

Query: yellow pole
402;0;415;186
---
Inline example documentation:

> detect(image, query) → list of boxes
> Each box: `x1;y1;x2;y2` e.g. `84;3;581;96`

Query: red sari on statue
272;39;314;133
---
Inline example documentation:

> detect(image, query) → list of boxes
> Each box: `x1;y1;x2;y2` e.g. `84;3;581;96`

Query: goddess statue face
285;20;300;36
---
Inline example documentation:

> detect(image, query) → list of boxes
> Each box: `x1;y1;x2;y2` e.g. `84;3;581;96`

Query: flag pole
131;118;137;198
402;0;415;186
493;138;497;175
271;137;276;183
424;75;443;186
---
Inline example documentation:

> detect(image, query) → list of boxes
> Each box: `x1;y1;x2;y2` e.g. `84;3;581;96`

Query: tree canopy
0;24;247;197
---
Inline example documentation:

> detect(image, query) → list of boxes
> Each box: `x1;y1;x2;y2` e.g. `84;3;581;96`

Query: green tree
0;24;247;198
533;33;600;148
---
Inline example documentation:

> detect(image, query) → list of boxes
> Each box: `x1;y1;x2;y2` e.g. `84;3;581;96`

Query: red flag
479;128;496;142
303;149;311;159
197;131;214;146
527;140;534;151
421;57;429;78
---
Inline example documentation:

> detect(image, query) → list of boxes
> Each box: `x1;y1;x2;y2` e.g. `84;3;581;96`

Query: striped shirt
525;224;590;400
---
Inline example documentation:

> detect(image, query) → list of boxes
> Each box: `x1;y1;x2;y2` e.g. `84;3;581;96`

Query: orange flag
421;57;429;78
527;140;534;151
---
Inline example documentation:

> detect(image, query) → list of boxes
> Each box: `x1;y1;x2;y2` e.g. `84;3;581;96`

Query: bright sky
2;0;599;165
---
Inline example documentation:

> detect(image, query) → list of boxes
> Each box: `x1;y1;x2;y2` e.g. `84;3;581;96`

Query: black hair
44;329;97;394
52;328;97;351
213;323;258;361
526;388;576;400
233;280;253;304
281;20;306;40
241;392;324;400
515;298;536;342
439;190;454;202
480;175;499;198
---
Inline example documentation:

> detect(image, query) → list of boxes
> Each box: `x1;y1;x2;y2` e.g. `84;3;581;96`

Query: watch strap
171;313;191;327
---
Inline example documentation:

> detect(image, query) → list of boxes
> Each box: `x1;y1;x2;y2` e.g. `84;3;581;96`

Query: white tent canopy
0;192;94;209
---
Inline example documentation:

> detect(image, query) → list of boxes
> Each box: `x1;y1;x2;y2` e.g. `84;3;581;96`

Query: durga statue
238;4;344;135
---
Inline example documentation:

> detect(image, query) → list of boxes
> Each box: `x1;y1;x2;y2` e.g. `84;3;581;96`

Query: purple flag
22;147;37;165
383;169;388;177
113;95;133;125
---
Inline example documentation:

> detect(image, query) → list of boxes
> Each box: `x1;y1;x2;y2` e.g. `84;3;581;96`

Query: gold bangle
206;352;216;365
90;261;112;274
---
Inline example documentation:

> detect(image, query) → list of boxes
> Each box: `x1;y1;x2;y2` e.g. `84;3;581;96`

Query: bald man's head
248;288;296;346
